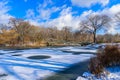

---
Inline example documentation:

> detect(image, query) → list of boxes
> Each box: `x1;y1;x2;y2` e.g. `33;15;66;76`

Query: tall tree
80;14;110;43
9;18;32;44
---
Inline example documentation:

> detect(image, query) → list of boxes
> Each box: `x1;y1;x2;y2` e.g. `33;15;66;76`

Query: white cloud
44;7;81;30
36;0;60;20
71;0;109;7
25;1;64;26
37;5;60;20
45;3;120;33
79;4;120;20
25;9;40;26
26;7;81;30
26;9;35;19
26;0;61;23
0;1;13;25
101;4;120;17
24;0;28;2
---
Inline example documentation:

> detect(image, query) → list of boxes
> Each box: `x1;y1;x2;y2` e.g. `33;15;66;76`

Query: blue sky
0;0;120;34
8;0;119;18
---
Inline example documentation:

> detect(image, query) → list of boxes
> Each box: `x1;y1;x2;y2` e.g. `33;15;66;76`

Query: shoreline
0;44;81;50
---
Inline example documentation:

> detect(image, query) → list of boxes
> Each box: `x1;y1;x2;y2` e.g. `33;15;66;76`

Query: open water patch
0;53;4;55
27;55;51;60
12;54;21;56
62;50;95;55
72;52;95;55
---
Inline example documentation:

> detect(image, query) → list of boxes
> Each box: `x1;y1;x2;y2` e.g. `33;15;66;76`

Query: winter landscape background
0;0;120;80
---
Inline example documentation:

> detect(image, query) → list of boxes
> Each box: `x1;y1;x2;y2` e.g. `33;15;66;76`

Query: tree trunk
93;32;96;43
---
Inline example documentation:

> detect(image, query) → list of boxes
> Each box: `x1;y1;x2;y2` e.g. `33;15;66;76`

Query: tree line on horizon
0;12;120;47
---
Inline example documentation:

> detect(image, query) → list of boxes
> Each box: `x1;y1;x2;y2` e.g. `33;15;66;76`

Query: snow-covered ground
77;66;120;80
0;46;97;80
76;43;120;80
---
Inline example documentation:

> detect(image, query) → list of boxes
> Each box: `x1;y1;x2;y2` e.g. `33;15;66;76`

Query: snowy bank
77;43;120;80
77;66;120;80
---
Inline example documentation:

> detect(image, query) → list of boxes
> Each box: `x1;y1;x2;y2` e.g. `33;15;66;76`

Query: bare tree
28;25;42;43
0;24;10;33
9;18;32;44
61;26;72;42
115;12;120;27
80;14;110;43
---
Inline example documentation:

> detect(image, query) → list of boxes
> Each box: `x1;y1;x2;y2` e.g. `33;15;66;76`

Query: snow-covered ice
0;46;96;80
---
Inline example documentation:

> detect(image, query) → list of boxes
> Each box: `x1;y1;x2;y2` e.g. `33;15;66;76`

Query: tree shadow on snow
44;60;90;80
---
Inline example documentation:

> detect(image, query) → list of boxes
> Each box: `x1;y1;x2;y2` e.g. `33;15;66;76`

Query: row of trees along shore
0;12;120;47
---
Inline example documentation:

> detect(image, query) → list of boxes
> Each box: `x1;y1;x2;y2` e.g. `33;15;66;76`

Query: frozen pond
0;46;97;80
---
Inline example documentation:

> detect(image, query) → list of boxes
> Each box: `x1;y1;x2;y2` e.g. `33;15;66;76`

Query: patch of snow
0;75;19;80
77;66;120;80
76;76;87;80
65;48;97;53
